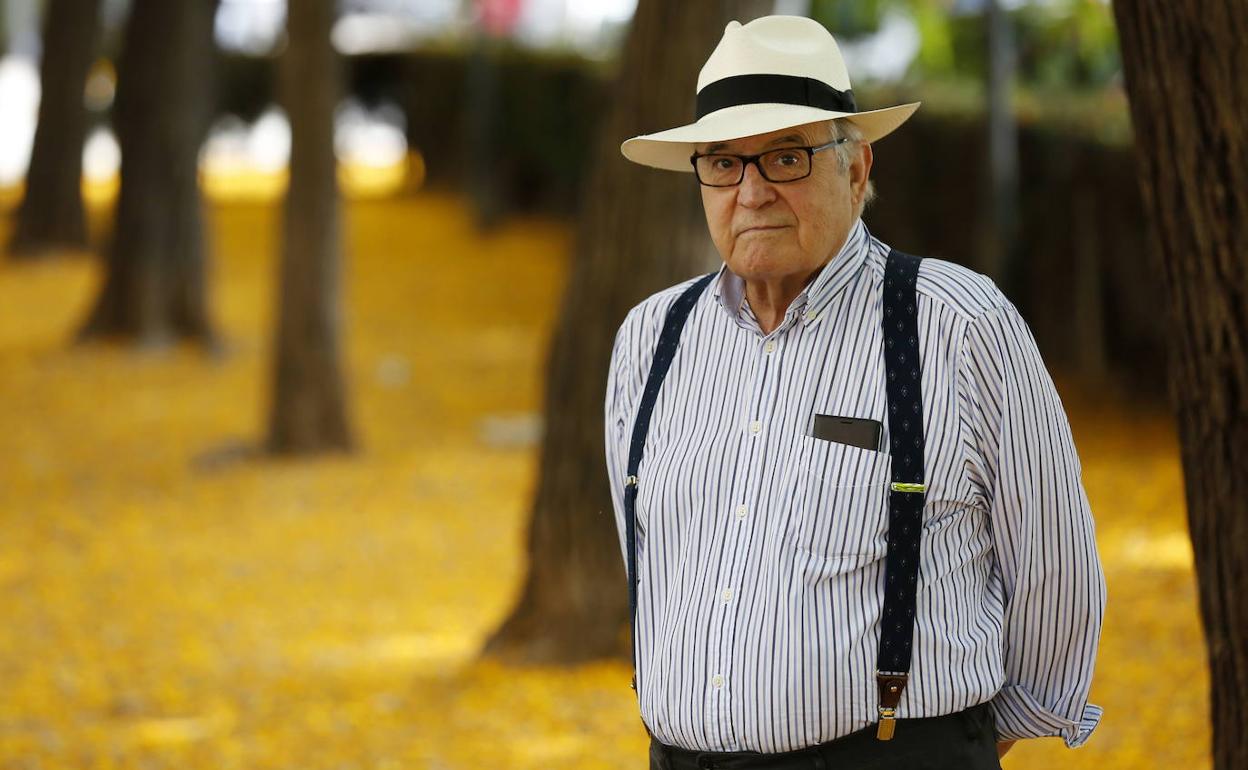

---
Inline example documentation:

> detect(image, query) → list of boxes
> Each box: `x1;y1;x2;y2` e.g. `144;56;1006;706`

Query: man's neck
739;221;859;335
744;269;820;335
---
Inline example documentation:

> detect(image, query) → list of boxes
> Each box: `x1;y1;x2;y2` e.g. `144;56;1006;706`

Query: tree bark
265;0;353;455
1112;2;1248;768
980;0;1020;292
76;0;218;346
485;0;772;664
7;0;100;258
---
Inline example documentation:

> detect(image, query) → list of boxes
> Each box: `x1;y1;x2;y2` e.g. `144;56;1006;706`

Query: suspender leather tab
875;671;909;740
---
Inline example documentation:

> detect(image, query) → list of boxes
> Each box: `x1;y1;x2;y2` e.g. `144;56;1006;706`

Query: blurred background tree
77;0;220;347
267;0;353;454
463;0;520;231
484;0;773;663
6;0;100;257
1113;2;1248;768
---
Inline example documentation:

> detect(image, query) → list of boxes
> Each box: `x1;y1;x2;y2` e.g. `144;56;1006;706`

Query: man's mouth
738;224;789;235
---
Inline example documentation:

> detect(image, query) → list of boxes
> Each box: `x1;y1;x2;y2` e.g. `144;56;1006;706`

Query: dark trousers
649;703;1002;770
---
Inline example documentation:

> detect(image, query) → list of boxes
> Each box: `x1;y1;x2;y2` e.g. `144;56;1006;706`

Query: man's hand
996;740;1017;759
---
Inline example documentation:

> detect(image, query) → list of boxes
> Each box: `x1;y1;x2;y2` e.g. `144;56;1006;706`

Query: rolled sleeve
957;304;1107;747
993;685;1103;747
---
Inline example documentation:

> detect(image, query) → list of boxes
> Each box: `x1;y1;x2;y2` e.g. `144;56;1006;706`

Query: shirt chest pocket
786;436;891;563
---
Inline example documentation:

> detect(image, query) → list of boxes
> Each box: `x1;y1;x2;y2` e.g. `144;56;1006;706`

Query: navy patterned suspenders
622;250;925;742
623;273;716;691
874;249;927;739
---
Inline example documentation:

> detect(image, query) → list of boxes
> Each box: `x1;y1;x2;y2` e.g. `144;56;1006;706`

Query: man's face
698;122;873;285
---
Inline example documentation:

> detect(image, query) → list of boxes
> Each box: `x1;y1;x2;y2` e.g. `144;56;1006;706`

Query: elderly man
605;15;1105;770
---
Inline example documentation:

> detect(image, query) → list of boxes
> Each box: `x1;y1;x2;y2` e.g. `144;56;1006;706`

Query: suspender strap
875;248;928;740
624;273;716;692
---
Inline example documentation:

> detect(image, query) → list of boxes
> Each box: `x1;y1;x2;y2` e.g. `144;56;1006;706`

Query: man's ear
851;142;874;205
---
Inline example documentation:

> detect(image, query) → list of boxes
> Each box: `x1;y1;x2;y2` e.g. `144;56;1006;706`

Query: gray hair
827;118;876;211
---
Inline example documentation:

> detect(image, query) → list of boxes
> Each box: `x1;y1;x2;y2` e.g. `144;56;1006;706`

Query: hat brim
620;101;921;172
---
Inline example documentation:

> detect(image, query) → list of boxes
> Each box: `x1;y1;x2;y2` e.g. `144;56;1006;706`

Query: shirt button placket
717;332;777;740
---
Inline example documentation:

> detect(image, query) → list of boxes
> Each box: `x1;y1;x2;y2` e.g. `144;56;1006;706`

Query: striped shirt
604;219;1105;753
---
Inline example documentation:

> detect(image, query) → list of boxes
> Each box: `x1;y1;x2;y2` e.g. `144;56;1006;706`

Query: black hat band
695;74;857;120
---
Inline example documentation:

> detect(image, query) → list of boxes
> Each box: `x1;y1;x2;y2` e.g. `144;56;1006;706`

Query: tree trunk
464;35;504;231
980;0;1019;292
76;0;218;347
1071;183;1107;383
7;0;100;258
484;0;772;664
1112;2;1248;768
265;0;352;455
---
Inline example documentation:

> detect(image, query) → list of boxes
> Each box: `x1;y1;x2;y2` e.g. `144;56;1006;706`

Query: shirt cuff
991;685;1103;748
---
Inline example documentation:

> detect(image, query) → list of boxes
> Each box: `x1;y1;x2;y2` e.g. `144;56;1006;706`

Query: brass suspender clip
876;707;897;741
875;671;909;741
890;482;926;493
625;475;639;487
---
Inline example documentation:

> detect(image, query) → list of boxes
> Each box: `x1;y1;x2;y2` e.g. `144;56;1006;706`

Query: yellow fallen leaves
129;710;234;749
0;194;1207;769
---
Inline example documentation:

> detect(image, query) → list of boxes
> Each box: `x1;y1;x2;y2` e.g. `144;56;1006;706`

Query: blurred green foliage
810;0;1121;91
809;0;893;37
1016;0;1120;90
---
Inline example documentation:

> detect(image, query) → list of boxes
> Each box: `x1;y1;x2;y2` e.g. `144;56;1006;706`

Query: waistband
649;703;996;770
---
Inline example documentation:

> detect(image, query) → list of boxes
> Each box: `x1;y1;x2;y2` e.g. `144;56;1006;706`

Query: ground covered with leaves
0;195;1208;768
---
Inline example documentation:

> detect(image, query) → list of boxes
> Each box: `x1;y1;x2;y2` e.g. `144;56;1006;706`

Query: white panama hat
620;15;921;172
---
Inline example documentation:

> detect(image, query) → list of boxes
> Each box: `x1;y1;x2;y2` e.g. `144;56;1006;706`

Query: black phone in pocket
810;414;883;452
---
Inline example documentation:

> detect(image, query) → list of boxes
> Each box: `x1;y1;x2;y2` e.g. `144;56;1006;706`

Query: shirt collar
713;218;872;328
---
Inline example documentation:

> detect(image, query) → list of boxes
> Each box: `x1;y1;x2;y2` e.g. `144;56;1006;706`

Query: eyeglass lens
695;148;811;186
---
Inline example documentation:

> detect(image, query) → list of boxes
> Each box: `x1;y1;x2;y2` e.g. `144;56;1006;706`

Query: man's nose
737;161;776;208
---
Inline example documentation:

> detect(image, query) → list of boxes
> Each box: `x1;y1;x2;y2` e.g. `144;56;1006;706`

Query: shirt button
749;420;762;435
721;588;733;602
764;340;776;354
711;675;724;689
804;310;818;322
735;504;747;520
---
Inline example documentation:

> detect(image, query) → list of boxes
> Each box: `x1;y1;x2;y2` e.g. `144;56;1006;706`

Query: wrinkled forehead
696;122;830;155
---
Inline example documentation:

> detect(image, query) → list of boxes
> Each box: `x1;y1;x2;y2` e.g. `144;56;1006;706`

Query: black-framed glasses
690;138;849;187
